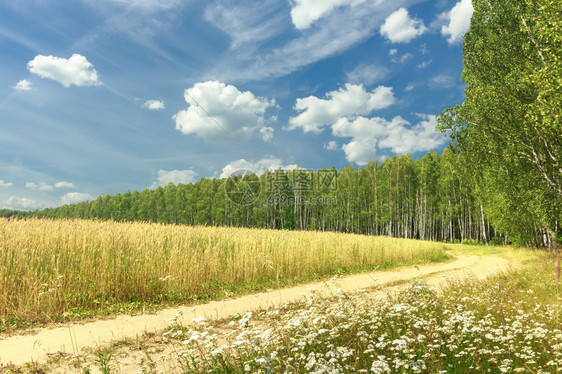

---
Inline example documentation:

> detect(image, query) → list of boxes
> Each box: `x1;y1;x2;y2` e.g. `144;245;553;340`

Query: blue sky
0;0;473;210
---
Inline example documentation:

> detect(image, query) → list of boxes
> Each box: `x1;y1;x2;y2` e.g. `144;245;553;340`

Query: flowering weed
161;253;561;373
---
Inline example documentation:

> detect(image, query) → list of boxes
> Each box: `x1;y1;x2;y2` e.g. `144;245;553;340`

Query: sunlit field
0;218;451;330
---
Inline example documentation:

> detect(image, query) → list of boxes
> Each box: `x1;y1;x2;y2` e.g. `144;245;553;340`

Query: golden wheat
0;218;450;327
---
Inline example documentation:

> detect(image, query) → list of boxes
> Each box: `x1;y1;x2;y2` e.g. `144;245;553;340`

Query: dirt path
0;254;509;367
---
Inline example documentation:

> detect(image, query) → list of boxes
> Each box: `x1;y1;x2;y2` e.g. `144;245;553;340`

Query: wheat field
0;218;449;328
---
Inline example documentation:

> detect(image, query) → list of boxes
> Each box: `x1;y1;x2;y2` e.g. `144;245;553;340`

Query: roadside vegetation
158;249;559;374
6;248;558;373
0;217;450;332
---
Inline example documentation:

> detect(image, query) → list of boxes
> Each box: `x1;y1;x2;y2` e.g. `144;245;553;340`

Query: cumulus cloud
346;63;391;86
324;141;338;150
341;138;380;165
3;196;38;210
290;0;365;30
153;169;197;187
220;157;298;179
380;8;427;43
288;84;395;134
12;79;32;91
142;99;165;110
378;114;448;153
27;54;102;87
332;114;447;165
260;126;274;142
25;182;54;192
55;181;76;188
60;192;93;205
440;0;473;44
174;81;276;142
0;180;13;187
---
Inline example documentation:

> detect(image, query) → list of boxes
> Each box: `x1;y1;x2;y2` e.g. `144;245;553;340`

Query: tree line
2;148;510;245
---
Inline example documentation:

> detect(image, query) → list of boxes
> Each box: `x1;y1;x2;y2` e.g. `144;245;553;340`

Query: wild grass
0;218;450;331
155;250;561;373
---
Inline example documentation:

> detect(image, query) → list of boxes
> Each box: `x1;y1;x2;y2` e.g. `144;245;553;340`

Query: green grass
444;243;505;256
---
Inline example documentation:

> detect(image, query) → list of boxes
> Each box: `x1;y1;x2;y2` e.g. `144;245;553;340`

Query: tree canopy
3;150;506;245
438;0;561;246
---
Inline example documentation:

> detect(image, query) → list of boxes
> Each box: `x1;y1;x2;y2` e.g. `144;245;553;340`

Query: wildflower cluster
159;266;562;373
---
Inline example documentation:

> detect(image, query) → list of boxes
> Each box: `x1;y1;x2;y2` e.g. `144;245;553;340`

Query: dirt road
0;254;509;367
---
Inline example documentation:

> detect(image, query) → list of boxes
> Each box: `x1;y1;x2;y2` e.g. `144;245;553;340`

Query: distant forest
2;147;554;247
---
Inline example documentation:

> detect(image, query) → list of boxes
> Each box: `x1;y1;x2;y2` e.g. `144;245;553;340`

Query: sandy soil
0;254;509;369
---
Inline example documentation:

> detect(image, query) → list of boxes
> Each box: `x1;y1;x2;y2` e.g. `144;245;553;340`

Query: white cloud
405;83;415;91
55;181;76;188
332;114;447;165
440;0;473;44
153;169;198;187
209;1;418;82
12;79;32;91
174;81;276;142
142;99;165;110
333;115;399;141
341;138;380;165
220;157;298;179
260;126;274;142
391;52;413;64
27;54;102;88
204;0;287;48
378;114;448;154
25;182;54;192
288;84;395;134
389;48;398;55
75;0;186;56
380;8;427;43
346;63;391;86
416;59;432;69
430;73;456;88
0;180;13;187
102;0;182;11
3;196;38;210
290;0;365;30
60;192;93;205
324;141;338;150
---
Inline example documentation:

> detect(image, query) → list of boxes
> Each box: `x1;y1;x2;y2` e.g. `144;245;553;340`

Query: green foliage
438;0;561;247
95;349;114;374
